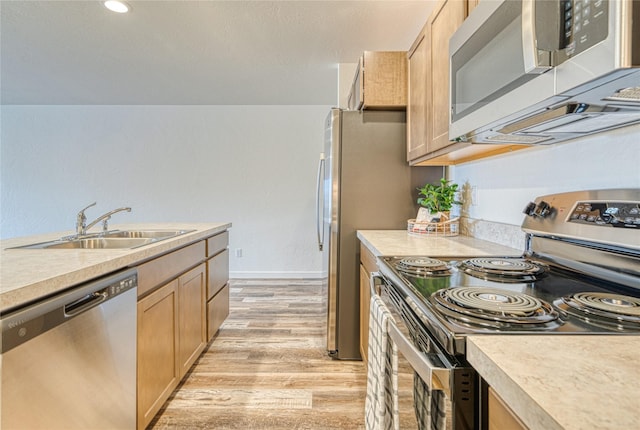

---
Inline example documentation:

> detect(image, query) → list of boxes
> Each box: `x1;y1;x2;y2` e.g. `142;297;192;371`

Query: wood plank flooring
149;280;368;429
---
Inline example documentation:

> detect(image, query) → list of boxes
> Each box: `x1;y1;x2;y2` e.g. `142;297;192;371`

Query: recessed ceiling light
104;1;130;13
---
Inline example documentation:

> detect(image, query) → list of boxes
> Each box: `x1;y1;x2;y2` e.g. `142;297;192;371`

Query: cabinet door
178;263;207;378
488;387;528;430
429;0;467;153
137;279;179;430
362;51;407;109
407;26;430;162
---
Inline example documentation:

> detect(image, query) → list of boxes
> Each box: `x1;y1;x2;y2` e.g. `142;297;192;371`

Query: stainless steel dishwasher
1;268;138;429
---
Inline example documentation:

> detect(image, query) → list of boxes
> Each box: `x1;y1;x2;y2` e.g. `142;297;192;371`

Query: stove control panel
569;201;640;228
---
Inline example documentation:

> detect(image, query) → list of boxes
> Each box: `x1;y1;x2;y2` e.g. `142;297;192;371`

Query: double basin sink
16;229;194;250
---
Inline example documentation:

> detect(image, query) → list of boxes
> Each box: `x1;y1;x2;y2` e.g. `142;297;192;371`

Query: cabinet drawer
360;243;378;274
137;241;206;297
207;249;229;299
207;284;230;341
207;231;229;257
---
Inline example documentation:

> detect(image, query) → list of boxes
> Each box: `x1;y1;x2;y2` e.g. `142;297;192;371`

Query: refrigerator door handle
316;153;325;251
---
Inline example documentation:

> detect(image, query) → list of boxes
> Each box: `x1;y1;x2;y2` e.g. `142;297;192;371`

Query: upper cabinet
467;0;481;15
407;0;466;164
407;0;525;165
347;51;407;110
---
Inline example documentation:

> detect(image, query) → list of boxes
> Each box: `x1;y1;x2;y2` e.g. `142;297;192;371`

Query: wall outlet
471;186;479;206
235;248;243;257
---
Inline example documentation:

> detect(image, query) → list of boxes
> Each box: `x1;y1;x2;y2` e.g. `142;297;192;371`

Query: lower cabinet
207;283;230;339
137;232;230;429
137;279;179;430
206;233;230;341
488;387;528;430
359;243;378;366
137;263;206;430
359;264;371;365
177;264;207;377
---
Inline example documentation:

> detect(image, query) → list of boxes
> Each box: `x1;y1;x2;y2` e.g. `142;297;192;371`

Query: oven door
370;273;479;430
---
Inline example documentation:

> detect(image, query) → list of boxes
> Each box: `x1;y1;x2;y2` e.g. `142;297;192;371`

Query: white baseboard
229;270;324;279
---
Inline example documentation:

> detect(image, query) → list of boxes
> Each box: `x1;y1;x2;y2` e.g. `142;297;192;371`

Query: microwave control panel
559;0;609;58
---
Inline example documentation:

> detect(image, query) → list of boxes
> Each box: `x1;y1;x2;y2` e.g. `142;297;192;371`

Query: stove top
378;254;640;355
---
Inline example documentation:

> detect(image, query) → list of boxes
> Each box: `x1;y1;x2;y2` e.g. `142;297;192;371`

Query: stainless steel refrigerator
316;108;439;360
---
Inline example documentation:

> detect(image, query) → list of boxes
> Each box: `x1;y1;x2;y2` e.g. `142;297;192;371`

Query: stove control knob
535;201;551;218
523;201;537;216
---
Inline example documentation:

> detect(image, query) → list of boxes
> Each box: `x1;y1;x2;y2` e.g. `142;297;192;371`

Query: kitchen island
2;222;232;429
357;229;639;430
0;222;231;313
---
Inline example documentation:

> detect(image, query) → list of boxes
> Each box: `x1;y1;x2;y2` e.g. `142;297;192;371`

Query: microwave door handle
316;153;325;251
369;272;452;398
522;0;552;74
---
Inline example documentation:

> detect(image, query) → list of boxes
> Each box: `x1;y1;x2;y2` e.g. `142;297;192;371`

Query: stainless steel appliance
1;268;138;429
449;0;640;146
316;108;439;360
373;189;640;429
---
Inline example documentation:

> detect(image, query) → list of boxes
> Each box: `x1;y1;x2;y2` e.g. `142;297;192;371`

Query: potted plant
416;178;462;223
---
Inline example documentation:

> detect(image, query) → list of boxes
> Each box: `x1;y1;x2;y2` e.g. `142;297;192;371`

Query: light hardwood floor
149;279;368;429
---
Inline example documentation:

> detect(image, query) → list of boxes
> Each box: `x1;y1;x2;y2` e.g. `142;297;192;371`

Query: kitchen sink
102;229;192;239
43;237;156;249
11;229;195;250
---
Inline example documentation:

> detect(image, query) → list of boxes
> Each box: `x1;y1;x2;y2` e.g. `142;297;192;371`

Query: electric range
377;188;640;358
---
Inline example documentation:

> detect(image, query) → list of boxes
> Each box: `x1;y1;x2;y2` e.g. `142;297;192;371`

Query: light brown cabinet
407;0;466;164
137;279;179;430
348;51;407;111
407;0;525;165
177;264;207;377
359;243;378;366
137;263;206;430
488;387;528;430
137;231;230;430
206;231;230;341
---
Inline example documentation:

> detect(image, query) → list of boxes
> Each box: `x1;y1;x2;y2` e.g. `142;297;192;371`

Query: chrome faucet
76;202;132;236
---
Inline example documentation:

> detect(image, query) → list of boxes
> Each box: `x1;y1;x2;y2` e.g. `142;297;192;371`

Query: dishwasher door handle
64;291;108;317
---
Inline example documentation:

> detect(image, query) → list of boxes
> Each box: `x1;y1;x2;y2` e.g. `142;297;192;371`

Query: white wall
1;105;331;278
451;124;640;226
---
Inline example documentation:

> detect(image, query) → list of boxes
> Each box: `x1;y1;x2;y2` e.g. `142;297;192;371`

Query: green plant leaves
416;178;462;213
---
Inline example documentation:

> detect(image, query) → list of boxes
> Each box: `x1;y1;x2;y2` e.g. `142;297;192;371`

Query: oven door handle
369;272;452;398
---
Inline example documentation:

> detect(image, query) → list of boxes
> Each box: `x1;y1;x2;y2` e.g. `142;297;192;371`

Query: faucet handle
76;202;96;235
78;202;97;215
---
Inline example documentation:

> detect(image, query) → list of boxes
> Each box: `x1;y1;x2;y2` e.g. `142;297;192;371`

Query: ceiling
1;0;436;105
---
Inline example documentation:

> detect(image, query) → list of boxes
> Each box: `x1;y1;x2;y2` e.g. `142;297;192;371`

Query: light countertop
0;222;231;313
468;335;640;430
357;230;521;257
356;230;639;430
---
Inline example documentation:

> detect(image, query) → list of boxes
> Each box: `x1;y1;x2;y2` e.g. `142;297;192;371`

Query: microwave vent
484;134;551;144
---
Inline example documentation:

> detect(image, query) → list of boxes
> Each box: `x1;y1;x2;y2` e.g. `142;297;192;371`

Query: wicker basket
407;216;459;237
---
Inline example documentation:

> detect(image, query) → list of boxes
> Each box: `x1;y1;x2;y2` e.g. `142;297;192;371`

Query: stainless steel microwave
449;0;640;145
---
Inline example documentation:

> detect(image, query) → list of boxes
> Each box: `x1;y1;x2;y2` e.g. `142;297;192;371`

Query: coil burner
431;287;559;329
556;292;640;330
456;258;546;282
395;257;451;277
